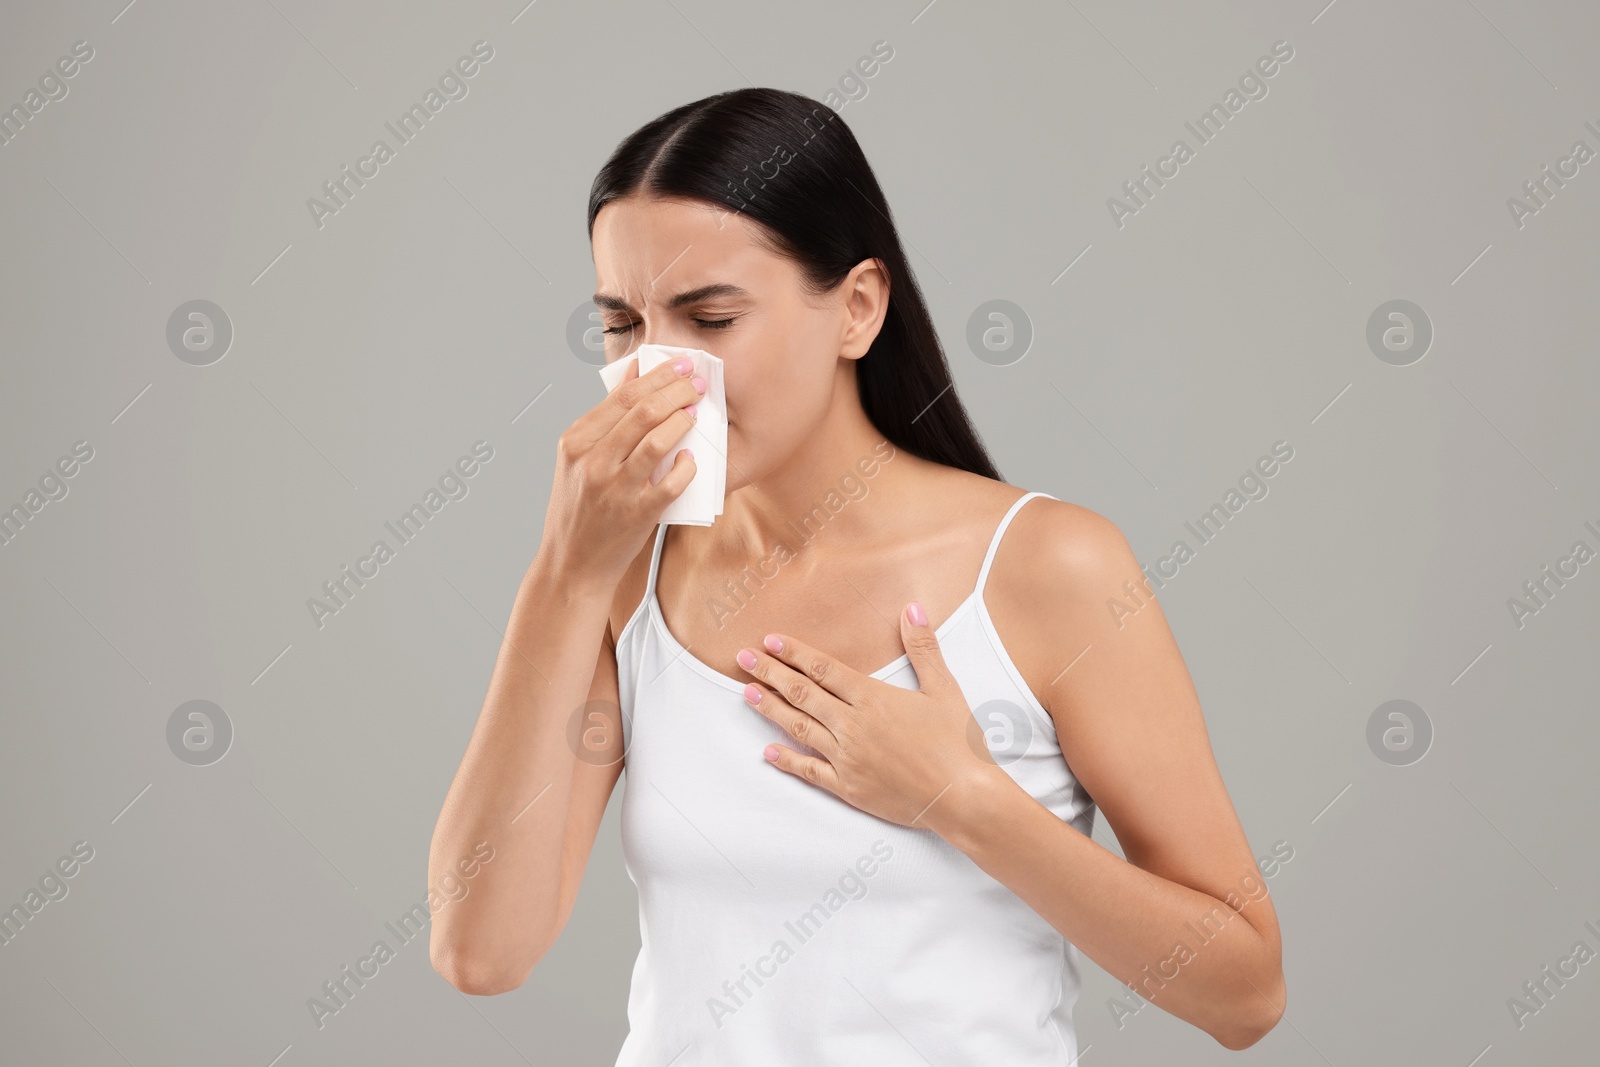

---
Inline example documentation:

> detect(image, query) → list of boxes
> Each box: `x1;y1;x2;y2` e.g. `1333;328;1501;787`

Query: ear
839;257;890;361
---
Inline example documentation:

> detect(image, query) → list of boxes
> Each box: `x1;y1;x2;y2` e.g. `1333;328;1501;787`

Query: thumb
900;601;953;690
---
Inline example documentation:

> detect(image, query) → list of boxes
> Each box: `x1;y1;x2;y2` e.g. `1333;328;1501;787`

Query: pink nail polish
763;745;780;763
736;649;757;670
907;602;927;626
686;404;698;419
673;357;693;374
763;635;782;654
691;375;706;394
745;684;762;704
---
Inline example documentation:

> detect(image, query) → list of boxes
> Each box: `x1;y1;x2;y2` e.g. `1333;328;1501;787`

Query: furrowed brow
664;283;749;309
591;283;750;314
592;292;634;313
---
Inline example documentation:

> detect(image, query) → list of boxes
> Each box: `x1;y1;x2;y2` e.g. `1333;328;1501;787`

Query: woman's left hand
735;601;1000;830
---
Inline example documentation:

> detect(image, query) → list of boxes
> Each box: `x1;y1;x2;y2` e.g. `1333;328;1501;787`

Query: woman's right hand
536;354;704;592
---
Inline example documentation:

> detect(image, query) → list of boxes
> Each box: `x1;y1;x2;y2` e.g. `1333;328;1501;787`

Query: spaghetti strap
974;490;1057;596
644;522;668;595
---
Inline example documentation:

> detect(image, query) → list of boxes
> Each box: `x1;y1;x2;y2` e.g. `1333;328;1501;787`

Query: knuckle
633;429;665;462
789;716;808;742
636;392;668;421
618;378;650;406
805;655;830;684
623;394;654;425
649;393;682;423
784;678;810;707
801;760;823;784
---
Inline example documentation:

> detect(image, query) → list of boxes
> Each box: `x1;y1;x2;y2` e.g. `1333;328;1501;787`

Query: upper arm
1019;505;1281;950
550;616;626;937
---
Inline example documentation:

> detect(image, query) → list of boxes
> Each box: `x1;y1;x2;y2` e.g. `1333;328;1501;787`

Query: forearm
428;556;611;986
926;766;1284;1049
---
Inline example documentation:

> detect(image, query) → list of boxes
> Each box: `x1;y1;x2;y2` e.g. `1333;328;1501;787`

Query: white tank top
612;489;1097;1065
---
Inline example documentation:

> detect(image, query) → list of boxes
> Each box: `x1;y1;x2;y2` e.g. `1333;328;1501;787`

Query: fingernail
736;649;757;670
673;357;693;374
763;745;780;763
745;683;762;705
691;375;706;394
763;635;782;653
686;404;698;419
681;448;694;460
907;601;927;626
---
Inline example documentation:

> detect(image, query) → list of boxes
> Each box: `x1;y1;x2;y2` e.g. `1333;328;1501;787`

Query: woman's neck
690;369;939;567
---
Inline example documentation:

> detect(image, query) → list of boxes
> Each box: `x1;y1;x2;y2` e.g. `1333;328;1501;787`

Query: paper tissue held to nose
597;345;726;526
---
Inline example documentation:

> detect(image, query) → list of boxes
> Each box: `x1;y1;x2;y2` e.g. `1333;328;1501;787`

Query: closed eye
603;318;735;335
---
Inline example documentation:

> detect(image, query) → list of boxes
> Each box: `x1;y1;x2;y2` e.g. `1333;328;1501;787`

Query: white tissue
597;344;727;526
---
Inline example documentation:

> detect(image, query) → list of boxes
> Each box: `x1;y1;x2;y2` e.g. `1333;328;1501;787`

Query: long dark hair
587;87;1002;482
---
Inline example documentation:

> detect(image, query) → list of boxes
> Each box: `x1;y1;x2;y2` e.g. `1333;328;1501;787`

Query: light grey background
2;0;1597;1063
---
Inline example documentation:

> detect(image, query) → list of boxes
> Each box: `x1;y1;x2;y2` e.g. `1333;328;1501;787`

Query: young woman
429;87;1285;1063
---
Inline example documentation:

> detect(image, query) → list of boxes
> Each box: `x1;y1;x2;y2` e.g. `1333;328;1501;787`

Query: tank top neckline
619;489;1056;696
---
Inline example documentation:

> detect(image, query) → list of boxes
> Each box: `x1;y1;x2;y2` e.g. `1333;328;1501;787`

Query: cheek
722;367;746;424
718;342;777;424
722;356;793;427
721;310;830;426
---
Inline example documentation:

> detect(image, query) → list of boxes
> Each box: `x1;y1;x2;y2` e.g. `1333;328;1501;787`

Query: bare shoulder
996;491;1138;594
921;471;1138;591
982;492;1160;716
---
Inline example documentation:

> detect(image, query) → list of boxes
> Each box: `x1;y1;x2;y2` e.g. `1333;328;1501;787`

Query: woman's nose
639;327;695;351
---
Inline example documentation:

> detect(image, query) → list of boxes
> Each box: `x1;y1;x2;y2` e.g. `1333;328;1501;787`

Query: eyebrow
591;283;751;314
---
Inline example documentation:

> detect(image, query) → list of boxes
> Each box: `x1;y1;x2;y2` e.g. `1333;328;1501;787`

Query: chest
614;601;1081;895
616;636;972;901
652;556;974;683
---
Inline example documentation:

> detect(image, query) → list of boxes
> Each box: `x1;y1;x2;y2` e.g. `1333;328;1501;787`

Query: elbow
432;948;533;997
430;935;544;997
428;895;564;996
1211;970;1286;1051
